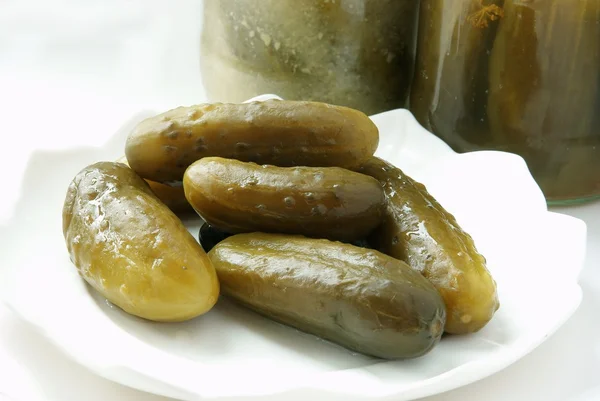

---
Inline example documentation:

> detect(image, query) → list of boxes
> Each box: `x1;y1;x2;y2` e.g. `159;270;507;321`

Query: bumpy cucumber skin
125;100;379;183
360;157;499;334
183;157;385;242
63;162;219;322
209;232;446;359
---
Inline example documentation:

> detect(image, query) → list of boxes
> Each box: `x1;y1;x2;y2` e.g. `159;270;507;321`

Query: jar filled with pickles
409;0;600;204
200;0;420;116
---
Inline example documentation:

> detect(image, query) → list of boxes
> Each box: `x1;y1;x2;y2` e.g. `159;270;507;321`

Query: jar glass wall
409;0;600;204
200;0;420;116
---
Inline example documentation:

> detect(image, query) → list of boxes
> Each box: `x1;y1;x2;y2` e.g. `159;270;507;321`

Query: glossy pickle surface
62;162;219;322
126;100;379;183
209;232;446;359
360;157;499;334
183;157;385;241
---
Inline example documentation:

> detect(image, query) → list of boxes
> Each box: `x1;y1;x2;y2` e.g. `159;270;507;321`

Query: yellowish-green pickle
183;157;385;241
125;100;379;183
62;162;219;322
116;156;193;214
209;233;446;359
359;157;499;334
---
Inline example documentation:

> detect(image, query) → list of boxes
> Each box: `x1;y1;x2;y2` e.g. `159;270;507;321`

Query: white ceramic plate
0;95;587;401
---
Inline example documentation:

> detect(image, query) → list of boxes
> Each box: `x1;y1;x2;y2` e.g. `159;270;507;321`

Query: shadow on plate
92;260;377;373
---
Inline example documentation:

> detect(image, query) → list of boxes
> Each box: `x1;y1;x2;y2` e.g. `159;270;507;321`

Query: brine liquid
410;0;600;203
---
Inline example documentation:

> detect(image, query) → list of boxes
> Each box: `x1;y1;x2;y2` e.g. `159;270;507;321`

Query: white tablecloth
1;1;599;400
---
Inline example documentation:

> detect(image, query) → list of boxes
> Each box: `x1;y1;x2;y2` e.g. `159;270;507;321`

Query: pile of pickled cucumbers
62;99;499;360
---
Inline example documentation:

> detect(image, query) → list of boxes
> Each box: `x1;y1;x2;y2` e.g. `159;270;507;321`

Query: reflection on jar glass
200;0;420;116
410;0;600;204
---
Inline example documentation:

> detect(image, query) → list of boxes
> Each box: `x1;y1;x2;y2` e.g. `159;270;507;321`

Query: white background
0;1;599;400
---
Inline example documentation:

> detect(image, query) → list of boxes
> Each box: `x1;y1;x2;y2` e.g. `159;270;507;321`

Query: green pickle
62;162;219;322
209;233;446;359
183;157;385;242
125;100;379;184
359;157;499;334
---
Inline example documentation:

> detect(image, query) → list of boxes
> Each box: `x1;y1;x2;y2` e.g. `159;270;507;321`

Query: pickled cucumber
359;157;499;334
116;156;192;213
209;233;446;359
183;157;385;241
62;162;219;322
125;100;379;183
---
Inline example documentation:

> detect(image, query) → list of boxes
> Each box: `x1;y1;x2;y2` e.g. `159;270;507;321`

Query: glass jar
409;0;600;204
200;0;420;116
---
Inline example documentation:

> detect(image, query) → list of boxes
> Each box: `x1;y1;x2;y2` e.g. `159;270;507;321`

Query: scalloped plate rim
0;95;587;401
